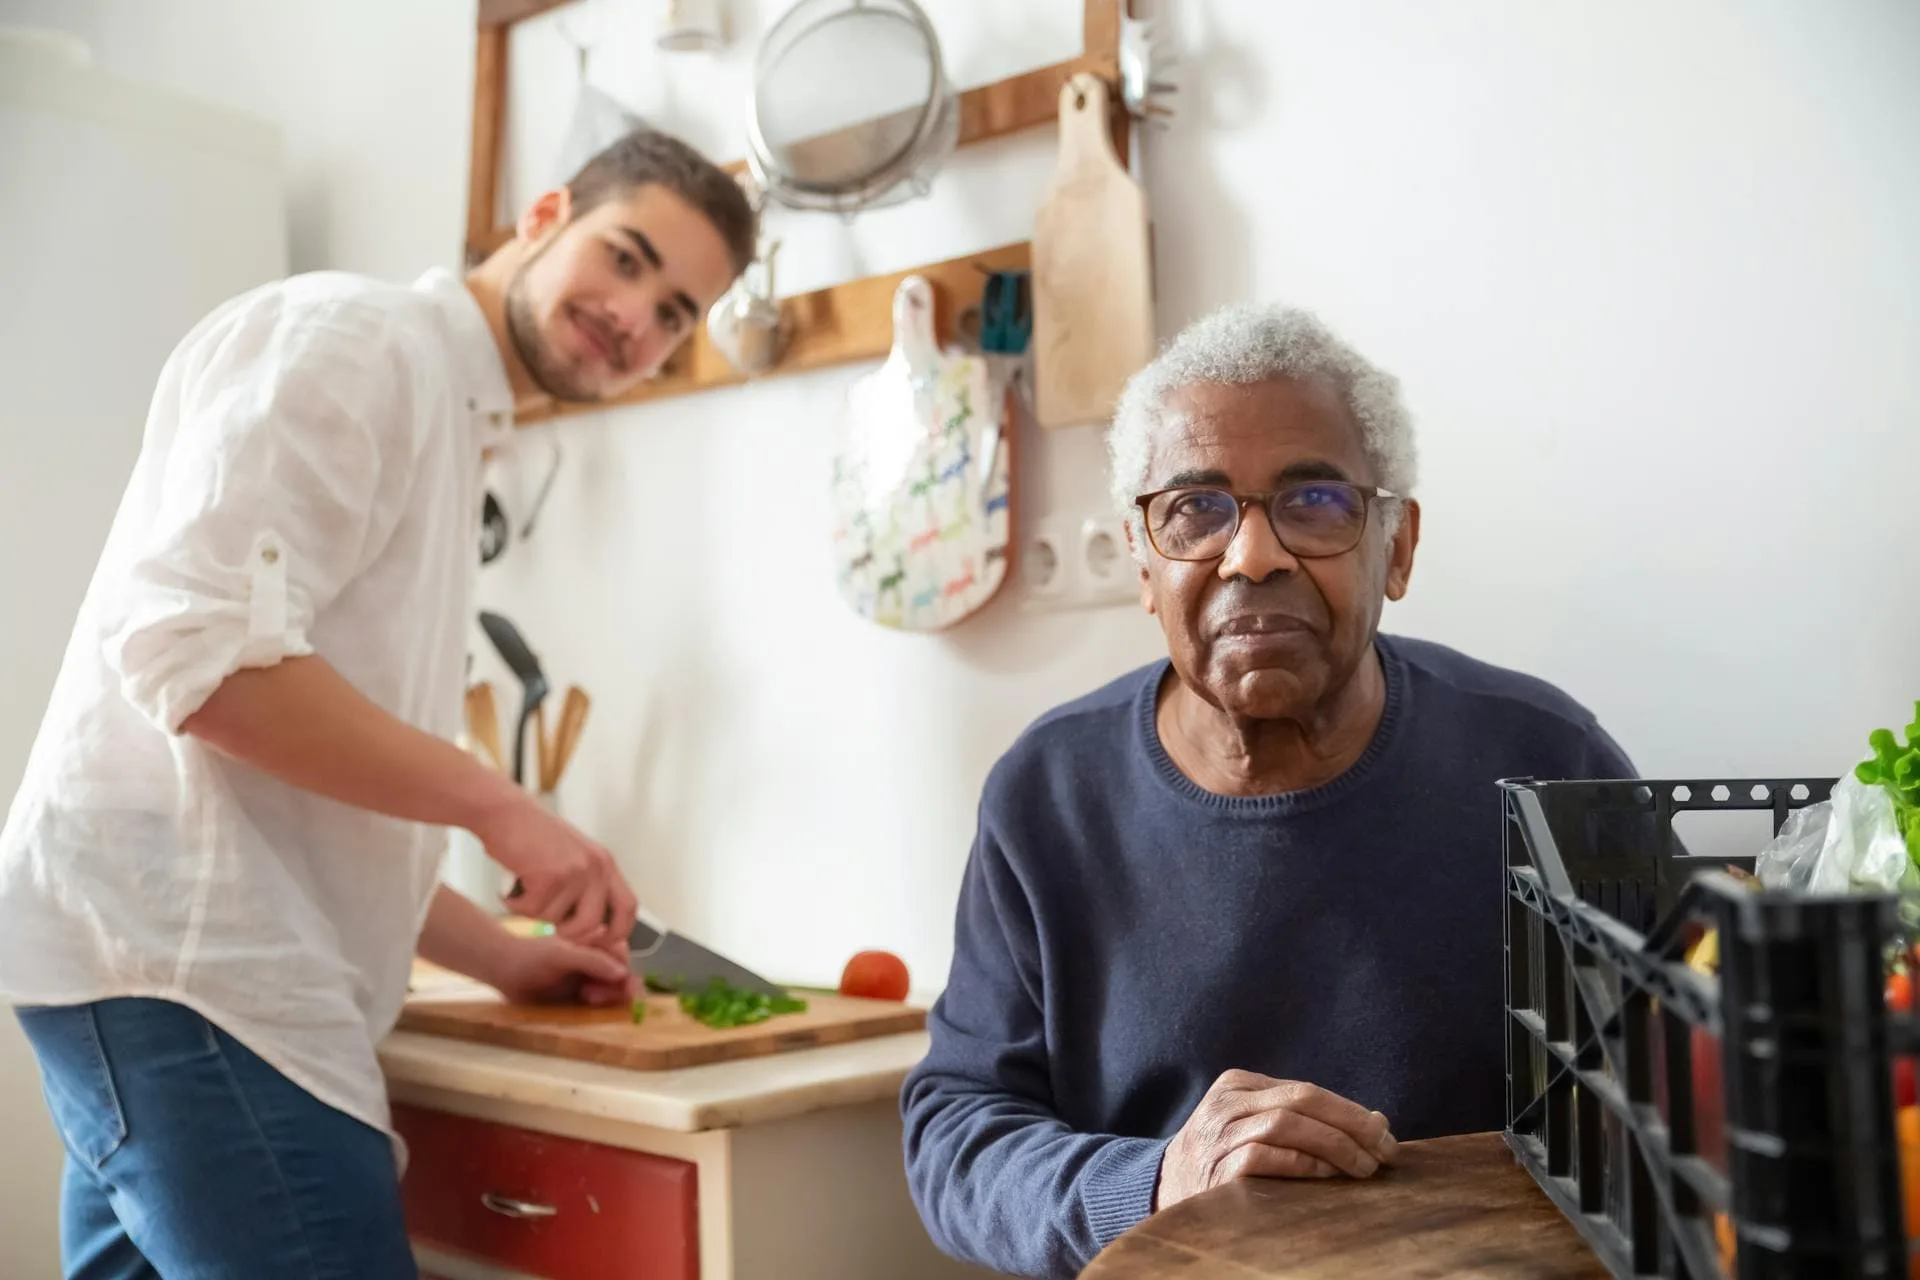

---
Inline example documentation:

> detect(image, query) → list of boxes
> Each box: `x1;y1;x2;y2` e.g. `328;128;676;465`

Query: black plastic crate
1502;776;1920;1279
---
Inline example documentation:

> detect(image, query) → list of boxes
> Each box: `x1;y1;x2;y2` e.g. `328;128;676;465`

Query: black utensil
478;609;548;788
480;491;509;564
479;441;562;567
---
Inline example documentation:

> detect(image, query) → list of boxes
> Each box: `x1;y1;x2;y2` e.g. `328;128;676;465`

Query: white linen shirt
0;267;513;1141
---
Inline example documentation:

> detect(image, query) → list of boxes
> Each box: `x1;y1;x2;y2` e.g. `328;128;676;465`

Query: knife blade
502;878;786;998
629;910;786;998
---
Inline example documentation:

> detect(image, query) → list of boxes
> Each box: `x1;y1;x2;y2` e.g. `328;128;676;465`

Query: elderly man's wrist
1082;1136;1171;1252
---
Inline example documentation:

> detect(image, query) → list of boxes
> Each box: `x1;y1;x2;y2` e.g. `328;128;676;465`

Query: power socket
1019;512;1140;612
1021;515;1072;602
1079;517;1135;602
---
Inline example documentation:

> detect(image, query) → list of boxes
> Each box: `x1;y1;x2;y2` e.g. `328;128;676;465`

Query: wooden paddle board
396;991;926;1071
1032;72;1155;428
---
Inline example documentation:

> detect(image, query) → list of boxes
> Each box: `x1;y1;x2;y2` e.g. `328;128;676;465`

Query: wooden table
1083;1132;1611;1279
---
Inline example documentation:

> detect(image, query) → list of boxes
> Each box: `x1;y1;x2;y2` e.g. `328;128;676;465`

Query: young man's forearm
180;655;516;834
417;884;516;987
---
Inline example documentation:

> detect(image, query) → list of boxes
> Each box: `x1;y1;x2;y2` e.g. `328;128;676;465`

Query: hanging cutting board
1032;72;1155;429
829;275;1014;631
396;991;925;1072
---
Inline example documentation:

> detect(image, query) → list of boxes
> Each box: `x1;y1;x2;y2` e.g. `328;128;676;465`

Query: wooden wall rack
466;0;1130;423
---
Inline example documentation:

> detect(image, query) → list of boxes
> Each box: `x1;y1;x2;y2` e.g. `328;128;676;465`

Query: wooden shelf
466;2;1126;415
515;241;1031;427
715;52;1118;177
461;47;1121;264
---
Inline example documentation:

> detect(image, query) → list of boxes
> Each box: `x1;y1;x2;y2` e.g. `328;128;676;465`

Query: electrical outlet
1019;511;1140;611
1079;516;1138;605
1021;515;1071;601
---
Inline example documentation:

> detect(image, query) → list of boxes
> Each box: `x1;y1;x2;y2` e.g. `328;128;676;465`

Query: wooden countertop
382;963;930;1133
1084;1131;1610;1279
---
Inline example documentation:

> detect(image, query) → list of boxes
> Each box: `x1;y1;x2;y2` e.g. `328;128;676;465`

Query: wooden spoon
548;686;592;787
465;682;503;772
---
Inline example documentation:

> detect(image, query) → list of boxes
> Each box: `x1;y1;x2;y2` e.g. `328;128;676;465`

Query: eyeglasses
1133;481;1399;562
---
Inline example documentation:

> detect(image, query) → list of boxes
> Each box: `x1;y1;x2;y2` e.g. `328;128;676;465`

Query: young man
0;129;756;1278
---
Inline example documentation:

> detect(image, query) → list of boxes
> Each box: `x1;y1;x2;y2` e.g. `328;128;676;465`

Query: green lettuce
1855;701;1920;867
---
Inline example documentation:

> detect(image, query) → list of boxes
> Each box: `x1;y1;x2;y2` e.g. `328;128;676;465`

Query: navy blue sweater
900;636;1636;1279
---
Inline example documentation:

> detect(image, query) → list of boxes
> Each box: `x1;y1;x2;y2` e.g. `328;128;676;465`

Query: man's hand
419;884;634;1008
1155;1070;1399;1210
490;933;636;1007
473;793;638;950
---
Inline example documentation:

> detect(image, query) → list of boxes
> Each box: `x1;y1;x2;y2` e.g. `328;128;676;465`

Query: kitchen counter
378;1025;933;1133
380;967;985;1280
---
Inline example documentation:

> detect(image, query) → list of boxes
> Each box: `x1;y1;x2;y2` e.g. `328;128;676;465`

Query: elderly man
901;303;1636;1278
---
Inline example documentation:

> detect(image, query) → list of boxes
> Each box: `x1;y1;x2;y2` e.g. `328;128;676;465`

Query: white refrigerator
0;27;286;1274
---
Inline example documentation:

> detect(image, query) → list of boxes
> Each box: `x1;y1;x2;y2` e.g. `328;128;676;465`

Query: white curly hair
1107;302;1418;559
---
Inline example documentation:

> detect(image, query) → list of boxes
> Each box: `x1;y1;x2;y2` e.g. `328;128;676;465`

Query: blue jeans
16;997;417;1279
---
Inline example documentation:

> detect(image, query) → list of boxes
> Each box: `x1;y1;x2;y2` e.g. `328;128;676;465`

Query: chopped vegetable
839;950;911;1002
672;977;807;1029
629;998;647;1025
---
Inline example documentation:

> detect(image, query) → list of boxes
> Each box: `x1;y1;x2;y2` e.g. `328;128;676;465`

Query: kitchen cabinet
394;1105;699;1280
381;1017;991;1280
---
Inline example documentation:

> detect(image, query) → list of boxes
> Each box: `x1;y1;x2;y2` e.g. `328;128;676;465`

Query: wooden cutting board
395;991;926;1071
1084;1133;1612;1279
1032;71;1155;428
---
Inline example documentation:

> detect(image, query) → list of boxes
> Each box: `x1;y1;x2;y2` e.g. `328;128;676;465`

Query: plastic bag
1754;799;1832;892
1816;773;1917;893
1755;774;1917;894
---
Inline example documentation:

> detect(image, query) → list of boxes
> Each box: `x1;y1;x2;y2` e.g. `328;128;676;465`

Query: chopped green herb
629;998;647;1025
674;977;808;1029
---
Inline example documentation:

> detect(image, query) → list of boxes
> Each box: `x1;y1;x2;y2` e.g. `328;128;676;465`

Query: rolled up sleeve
104;292;416;733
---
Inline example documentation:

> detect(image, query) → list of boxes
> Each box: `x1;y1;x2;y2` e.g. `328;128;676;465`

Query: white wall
2;5;1917;1264
0;0;473;278
0;24;287;1275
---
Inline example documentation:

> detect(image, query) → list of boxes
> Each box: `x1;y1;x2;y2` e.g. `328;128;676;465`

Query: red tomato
1890;971;1914;1014
839;950;910;1002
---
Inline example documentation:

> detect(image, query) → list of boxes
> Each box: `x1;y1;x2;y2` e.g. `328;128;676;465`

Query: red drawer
393;1103;699;1280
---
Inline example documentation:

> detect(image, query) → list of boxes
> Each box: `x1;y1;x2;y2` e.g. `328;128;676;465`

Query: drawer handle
480;1192;558;1220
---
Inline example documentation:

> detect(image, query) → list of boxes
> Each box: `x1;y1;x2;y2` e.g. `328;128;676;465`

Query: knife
504;876;784;997
629;910;787;998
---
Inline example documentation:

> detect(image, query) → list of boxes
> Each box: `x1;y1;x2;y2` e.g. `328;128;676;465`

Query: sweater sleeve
901;808;1169;1280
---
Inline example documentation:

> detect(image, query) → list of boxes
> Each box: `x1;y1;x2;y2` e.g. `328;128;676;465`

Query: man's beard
504;264;607;404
